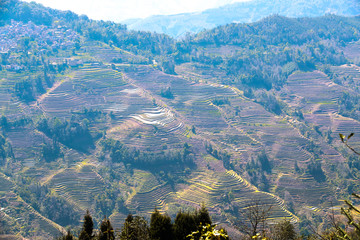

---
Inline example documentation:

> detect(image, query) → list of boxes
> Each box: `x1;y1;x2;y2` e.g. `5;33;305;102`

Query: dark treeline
0;133;13;165
191;15;360;47
56;195;360;240
100;139;194;170
0;115;31;131
245;151;272;192
36;117;94;152
57;205;228;240
205;142;231;169
12;68;56;103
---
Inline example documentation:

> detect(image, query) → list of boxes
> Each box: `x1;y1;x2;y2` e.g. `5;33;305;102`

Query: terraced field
47;165;105;210
130;184;173;213
176;170;297;224
209;93;317;170
6;128;46;167
275;174;334;206
343;41;360;62
1;192;64;238
83;41;148;64
132;107;175;126
0;174;64;239
287;71;342;102
3;34;360;239
40;67;127;117
124;66;235;132
173;64;342;209
0;71;28;117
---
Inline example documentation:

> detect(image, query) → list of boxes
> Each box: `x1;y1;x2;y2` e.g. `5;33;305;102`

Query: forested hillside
124;0;360;37
0;0;360;239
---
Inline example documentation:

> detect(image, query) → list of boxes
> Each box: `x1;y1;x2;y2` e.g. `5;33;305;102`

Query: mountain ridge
123;0;360;38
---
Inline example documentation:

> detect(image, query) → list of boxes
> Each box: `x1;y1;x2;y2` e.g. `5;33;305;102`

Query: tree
332;193;360;239
339;133;359;155
195;204;212;227
56;230;75;240
187;224;229;240
173;210;197;240
334;133;360;239
0;115;9;130
79;210;94;240
237;199;273;238
149;208;173;240
160;87;174;99
270;219;297;240
120;214;150;240
98;217;115;240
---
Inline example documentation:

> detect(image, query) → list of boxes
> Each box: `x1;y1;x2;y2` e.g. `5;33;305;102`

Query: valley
0;1;360;239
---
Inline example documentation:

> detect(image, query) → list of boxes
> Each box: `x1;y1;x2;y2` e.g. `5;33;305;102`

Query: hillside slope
124;0;360;37
1;1;360;239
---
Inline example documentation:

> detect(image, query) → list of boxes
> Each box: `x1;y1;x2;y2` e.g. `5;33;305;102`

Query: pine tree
149;208;173;240
79;210;94;240
195;204;212;226
173;210;197;240
98;217;115;240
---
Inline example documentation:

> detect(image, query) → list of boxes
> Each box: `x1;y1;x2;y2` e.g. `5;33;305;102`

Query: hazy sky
22;0;251;22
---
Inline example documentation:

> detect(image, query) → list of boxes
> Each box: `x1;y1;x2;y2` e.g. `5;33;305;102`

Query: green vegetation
36;117;94;152
100;138;194;169
54;201;360;239
16;179;80;227
1;0;360;239
160;87;174;99
79;210;94;240
125;0;360;37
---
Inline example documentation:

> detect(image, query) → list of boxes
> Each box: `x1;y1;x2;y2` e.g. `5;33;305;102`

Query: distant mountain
123;0;360;38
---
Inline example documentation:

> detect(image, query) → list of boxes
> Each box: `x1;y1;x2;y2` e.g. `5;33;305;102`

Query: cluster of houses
0;20;79;52
0;20;80;71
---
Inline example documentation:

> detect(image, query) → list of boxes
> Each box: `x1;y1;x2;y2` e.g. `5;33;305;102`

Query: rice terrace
1;0;360;239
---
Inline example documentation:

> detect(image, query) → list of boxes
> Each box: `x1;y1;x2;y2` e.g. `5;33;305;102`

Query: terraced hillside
0;56;356;238
176;170;297;222
47;164;105;210
0;174;64;239
1;6;360;238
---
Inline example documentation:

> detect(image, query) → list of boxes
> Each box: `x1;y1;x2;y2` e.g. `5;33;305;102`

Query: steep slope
1;2;360;239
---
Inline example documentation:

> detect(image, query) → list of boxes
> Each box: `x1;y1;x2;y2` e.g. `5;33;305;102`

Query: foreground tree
196;204;212;227
237;199;273;238
98;217;115;240
174;210;197;240
331;194;360;239
187;224;229;240
150;208;173;240
269;219;297;240
333;133;360;239
120;214;150;240
79;210;94;240
56;230;74;240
